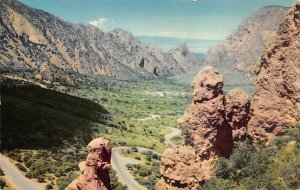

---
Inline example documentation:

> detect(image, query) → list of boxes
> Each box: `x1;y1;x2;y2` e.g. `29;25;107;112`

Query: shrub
0;178;6;189
37;175;45;183
131;146;138;152
15;163;27;172
204;128;300;190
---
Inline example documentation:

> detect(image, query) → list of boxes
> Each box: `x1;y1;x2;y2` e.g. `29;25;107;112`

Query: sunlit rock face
158;2;300;189
0;0;199;84
248;1;300;143
201;6;288;72
157;66;250;190
67;138;112;190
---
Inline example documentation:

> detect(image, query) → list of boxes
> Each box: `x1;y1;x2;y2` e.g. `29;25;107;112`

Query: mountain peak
0;0;200;83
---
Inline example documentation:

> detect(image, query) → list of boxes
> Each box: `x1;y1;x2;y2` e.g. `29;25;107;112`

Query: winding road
111;127;181;190
0;127;181;190
0;154;44;190
164;127;181;148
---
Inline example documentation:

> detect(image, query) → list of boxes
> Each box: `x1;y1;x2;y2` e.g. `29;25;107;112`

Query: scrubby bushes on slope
203;127;300;190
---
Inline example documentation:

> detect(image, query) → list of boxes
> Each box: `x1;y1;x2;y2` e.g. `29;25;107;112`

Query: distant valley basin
136;36;221;54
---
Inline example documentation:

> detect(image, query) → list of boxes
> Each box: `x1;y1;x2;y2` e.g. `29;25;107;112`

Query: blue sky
20;0;296;40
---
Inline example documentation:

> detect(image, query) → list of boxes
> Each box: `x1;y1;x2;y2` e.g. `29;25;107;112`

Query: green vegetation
126;150;161;190
1;78;113;149
1;76;191;189
68;77;191;152
170;135;184;146
203;127;300;190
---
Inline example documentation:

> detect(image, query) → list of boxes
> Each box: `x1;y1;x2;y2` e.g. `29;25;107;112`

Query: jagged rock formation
67;138;112;190
166;43;199;72
157;67;250;189
0;0;199;83
158;2;300;189
202;6;288;72
248;1;300;143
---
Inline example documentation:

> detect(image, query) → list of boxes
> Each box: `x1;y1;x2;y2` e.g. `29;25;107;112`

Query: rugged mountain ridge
248;1;300;142
201;6;288;72
0;0;198;83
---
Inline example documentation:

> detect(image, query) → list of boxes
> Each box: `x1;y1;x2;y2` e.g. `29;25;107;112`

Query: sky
20;0;296;40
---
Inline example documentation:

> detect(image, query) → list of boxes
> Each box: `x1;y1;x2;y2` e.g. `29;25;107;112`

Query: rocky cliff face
202;6;288;72
248;1;300;143
157;2;299;189
157;67;250;190
0;0;199;83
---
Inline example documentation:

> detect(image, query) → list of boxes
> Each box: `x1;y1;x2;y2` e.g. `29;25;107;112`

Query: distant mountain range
0;0;290;88
0;0;199;84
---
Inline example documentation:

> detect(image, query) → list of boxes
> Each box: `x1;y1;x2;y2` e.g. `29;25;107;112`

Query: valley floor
1;77;190;189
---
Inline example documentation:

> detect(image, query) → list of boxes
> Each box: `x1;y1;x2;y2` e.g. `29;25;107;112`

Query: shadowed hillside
0;77;113;149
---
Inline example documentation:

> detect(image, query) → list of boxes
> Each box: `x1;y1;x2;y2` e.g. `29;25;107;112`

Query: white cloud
89;18;107;28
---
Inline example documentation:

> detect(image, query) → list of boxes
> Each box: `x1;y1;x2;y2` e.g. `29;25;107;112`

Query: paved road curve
164;127;181;148
0;154;43;190
111;127;180;190
111;147;147;190
0;127;181;190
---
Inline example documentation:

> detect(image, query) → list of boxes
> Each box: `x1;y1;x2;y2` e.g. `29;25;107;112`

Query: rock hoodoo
157;66;250;190
67;138;112;190
158;2;299;189
248;1;300;143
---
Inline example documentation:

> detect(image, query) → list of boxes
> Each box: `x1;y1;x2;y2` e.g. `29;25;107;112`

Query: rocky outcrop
248;1;300;143
157;67;250;189
156;146;205;190
158;2;299;189
0;0;199;83
165;43;198;72
67;138;112;190
202;6;288;72
224;89;251;142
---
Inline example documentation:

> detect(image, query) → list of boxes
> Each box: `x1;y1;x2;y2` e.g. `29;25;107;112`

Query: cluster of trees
203;128;300;190
142;150;161;162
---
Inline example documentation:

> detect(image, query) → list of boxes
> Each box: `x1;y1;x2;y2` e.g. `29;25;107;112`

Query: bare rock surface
0;0;199;83
202;6;289;72
248;1;300;143
158;2;300;189
224;89;250;142
156;146;205;190
157;66;250;189
67;138;112;190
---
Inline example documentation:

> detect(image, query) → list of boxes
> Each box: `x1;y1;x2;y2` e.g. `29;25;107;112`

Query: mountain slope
1;77;113;149
0;0;199;83
202;6;288;72
172;6;289;95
